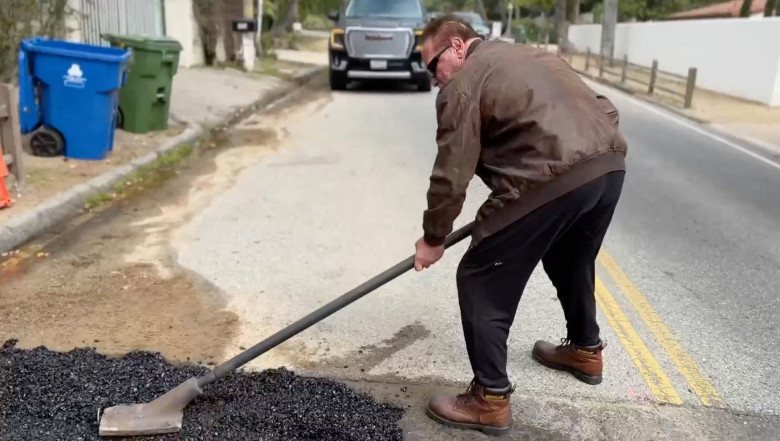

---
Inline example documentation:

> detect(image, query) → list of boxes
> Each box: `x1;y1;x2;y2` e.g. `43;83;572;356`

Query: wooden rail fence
578;48;698;109
0;83;24;187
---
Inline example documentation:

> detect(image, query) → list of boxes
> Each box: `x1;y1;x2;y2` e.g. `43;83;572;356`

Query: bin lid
21;37;131;63
101;34;183;52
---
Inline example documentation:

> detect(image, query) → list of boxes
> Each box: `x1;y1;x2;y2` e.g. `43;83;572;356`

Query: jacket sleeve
596;94;620;127
422;91;481;246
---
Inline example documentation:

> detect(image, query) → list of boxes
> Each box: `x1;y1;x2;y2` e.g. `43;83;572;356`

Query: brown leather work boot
532;338;606;385
426;380;513;436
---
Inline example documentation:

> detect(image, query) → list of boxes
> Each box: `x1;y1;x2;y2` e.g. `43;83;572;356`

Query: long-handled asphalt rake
98;222;473;437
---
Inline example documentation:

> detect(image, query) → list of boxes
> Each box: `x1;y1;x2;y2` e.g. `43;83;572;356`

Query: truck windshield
345;0;422;18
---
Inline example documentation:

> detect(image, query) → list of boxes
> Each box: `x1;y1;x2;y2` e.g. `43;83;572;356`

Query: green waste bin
102;34;182;134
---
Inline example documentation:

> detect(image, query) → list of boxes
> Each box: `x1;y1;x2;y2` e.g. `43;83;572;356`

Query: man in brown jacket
413;16;628;436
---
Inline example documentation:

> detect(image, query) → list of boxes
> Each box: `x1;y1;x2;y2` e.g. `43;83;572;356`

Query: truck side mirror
327;10;339;21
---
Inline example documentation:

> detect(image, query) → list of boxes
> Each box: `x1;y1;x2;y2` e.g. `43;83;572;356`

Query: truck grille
345;28;413;59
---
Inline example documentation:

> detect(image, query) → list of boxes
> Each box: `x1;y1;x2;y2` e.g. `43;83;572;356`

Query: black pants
457;171;625;389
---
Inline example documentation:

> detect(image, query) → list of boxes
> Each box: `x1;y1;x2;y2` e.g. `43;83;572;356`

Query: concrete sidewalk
274;49;328;67
171;67;286;128
0;64;323;253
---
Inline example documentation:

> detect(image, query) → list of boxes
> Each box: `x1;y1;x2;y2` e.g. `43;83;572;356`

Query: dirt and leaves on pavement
0;72;330;364
0;124;186;224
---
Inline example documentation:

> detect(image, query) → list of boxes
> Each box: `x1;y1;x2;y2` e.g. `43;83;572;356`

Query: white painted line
710;123;780;157
583;78;780;172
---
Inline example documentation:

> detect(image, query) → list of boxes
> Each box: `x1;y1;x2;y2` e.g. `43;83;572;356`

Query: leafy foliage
302;14;332;30
590;0;729;22
424;0;730;22
302;0;344;14
0;0;71;83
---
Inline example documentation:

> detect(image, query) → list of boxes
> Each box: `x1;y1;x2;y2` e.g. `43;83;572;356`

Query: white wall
773;55;780;105
65;0;83;42
568;18;780;106
164;0;204;68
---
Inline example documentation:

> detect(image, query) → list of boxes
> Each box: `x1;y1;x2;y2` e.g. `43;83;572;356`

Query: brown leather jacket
422;40;628;247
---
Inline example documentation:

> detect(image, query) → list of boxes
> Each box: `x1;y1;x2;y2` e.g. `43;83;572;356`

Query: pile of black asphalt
0;340;404;440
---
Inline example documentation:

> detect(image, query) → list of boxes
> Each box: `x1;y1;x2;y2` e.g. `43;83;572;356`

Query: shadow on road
340;80;434;94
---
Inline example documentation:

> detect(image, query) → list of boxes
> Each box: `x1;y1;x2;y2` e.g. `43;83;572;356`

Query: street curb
709;123;780;160
0;65;325;254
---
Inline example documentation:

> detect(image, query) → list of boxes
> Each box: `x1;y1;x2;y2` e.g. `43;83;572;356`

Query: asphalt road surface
168;77;780;439
4;72;778;440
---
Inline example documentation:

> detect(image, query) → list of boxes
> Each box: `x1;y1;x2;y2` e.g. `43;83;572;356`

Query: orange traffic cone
0;141;12;209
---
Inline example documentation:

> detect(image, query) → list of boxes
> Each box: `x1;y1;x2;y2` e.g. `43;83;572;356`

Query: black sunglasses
427;45;450;76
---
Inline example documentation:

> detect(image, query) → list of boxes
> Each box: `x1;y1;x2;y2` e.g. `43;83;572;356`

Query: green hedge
302;14;331;31
511;18;555;44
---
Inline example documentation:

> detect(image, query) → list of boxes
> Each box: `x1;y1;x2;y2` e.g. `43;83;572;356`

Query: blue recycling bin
18;37;131;160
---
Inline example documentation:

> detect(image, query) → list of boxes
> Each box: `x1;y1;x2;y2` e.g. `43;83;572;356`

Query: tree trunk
739;0;753;17
600;0;617;62
271;0;286;34
555;0;568;52
498;2;506;34
765;0;777;16
220;0;243;62
504;3;515;37
474;0;488;18
282;0;300;31
192;0;221;65
568;0;581;23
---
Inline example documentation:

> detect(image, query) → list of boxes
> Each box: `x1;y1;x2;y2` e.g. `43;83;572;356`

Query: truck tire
330;69;347;91
416;77;432;92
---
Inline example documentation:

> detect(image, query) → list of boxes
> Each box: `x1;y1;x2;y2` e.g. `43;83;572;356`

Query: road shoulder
0;65;324;254
565;54;780;165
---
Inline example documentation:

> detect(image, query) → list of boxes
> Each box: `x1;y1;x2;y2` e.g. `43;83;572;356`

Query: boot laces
556;338;573;350
455;379;477;405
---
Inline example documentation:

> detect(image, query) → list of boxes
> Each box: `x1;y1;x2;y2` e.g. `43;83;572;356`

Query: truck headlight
331;29;345;49
414;30;423;52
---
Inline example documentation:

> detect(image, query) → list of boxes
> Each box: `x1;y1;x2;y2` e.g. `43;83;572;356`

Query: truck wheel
30;127;65;157
416;77;432;92
330;70;347;91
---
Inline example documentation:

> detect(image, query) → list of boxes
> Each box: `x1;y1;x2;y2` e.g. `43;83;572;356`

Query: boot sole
425;405;511;437
532;352;603;385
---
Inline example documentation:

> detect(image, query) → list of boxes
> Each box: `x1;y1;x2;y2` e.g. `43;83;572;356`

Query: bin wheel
30;128;65;158
116;107;124;129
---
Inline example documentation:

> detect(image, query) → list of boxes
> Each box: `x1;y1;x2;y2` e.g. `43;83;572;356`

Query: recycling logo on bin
63;63;86;88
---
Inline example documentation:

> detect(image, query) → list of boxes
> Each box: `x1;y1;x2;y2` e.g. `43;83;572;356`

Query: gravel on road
0;340;404;441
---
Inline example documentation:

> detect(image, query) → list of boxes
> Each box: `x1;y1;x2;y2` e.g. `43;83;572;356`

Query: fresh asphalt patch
0;340;403;440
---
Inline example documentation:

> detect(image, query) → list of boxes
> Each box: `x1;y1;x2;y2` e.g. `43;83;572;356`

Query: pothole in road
0;256;239;364
0;340;404;441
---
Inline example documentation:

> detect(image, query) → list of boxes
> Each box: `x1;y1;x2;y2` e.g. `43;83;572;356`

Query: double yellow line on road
595;249;724;407
594;277;682;404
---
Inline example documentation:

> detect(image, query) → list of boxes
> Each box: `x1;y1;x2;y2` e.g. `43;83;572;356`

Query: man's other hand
414;237;445;271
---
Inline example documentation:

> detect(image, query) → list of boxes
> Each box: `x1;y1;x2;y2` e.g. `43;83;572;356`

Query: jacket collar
466;39;483;59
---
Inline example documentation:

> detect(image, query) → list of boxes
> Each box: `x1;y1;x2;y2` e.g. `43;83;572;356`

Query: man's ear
453;38;466;57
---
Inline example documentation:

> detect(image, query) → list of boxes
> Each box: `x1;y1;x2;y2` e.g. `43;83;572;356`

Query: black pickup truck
327;0;431;91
